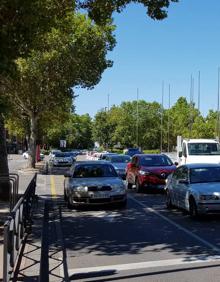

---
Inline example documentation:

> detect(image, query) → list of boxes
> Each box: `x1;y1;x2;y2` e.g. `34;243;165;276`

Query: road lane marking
129;195;220;253
81;211;121;222
49;176;69;280
67;255;220;276
50;175;57;198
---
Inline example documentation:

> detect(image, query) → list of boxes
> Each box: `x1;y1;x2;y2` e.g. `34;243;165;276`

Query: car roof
109;154;130;157
134;154;166;157
74;160;111;165
181;163;220;169
186;139;218;143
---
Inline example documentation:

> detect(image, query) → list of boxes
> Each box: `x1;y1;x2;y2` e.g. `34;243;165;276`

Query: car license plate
91;193;109;199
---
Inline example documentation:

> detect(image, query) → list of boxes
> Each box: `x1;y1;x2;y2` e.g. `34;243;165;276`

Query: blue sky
75;0;220;117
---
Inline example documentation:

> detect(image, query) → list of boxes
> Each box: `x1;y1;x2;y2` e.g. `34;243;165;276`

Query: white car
166;163;220;218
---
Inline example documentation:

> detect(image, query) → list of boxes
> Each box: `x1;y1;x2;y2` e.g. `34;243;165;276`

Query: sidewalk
0;160;46;281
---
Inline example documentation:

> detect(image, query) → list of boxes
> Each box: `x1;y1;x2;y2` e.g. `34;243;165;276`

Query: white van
177;137;220;165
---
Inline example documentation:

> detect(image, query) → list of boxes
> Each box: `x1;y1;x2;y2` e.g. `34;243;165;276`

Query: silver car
166;163;220;218
50;152;73;167
64;161;127;208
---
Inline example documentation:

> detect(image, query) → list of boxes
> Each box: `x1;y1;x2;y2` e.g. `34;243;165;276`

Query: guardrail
0;174;19;211
3;173;37;282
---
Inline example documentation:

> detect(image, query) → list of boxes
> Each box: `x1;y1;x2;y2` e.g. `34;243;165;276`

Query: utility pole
167;84;170;152
160;82;164;153
198;71;200;112
216;67;220;139
136;88;139;148
107;93;110;111
189;75;194;137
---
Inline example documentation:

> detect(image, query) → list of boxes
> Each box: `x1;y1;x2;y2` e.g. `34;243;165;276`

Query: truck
177;136;220;165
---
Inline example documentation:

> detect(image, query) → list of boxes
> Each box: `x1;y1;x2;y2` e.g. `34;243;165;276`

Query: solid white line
68;255;220;276
129;195;220;253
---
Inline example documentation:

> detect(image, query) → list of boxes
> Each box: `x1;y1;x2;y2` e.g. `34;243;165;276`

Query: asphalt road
35;155;220;282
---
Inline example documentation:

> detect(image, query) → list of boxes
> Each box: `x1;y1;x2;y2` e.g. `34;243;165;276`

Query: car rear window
190;167;220;183
109;156;131;163
139;155;173;166
73;164;118;178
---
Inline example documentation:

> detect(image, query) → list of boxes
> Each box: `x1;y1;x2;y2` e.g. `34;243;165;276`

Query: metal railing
0;173;19;211
3;173;37;282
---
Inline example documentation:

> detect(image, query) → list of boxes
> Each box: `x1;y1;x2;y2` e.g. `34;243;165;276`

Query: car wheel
135;179;143;193
64;189;67;201
189;198;198;219
67;197;74;209
166;191;174;209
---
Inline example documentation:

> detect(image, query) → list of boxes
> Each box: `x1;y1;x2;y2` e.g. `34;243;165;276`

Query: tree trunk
28;114;37;168
0;114;10;200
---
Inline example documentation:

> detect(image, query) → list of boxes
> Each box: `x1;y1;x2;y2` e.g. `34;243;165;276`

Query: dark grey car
105;154;131;179
64;161;127;208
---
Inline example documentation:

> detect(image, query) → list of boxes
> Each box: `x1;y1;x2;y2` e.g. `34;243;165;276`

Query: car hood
70;177;124;186
140;165;176;174
185;155;220;164
191;182;220;194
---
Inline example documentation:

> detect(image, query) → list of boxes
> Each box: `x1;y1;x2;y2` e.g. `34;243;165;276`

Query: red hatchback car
126;154;177;192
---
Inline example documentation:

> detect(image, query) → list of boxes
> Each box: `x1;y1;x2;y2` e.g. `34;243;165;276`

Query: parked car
64;161;127;208
66;151;78;162
166;163;220;218
124;148;142;157
98;152;118;160
126;154;176;192
49;151;74;167
105;154;131;179
49;149;61;158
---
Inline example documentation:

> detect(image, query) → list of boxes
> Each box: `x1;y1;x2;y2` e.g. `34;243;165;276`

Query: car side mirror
179;179;189;185
64;171;72;177
174;162;178;166
178;151;182;157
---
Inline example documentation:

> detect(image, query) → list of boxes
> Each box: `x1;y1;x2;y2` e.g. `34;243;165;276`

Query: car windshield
101;153;116;159
66;152;77;157
109;156;131;163
54;152;70;158
139;155;173;166
190;167;220;183
73;164;118;178
188;143;220;155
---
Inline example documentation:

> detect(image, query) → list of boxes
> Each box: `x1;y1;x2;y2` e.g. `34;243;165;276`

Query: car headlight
139;170;150;176
75;186;88;192
200;194;219;200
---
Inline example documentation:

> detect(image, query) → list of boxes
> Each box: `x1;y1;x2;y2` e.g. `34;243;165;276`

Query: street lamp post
136;88;139;148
